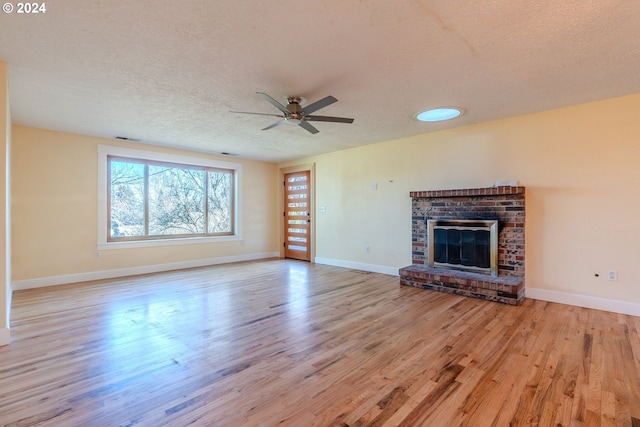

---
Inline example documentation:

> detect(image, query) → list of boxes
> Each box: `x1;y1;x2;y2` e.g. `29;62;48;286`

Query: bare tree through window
108;156;234;241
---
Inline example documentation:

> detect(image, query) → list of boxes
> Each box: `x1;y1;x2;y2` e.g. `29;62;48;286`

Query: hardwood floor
1;259;639;427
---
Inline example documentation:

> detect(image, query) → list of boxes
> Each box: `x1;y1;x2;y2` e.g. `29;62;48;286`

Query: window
98;146;241;248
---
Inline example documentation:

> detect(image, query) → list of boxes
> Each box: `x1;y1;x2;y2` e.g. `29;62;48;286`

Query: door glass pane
447;229;461;264
288;237;307;243
288;228;306;234
460;230;476;266
433;228;447;263
475;230;490;268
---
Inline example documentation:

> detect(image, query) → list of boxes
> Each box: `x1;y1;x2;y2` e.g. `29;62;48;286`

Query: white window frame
98;145;242;250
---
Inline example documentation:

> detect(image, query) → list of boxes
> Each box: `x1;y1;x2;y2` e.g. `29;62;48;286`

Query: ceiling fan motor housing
286;97;303;115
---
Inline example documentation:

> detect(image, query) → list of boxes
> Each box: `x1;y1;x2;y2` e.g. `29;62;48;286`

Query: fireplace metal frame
427;219;499;277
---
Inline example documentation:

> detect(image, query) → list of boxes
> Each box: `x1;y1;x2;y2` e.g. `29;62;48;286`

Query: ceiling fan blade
305;115;354;123
301;95;338;115
261;119;286;131
230;111;283;118
257;92;289;114
298;121;319;134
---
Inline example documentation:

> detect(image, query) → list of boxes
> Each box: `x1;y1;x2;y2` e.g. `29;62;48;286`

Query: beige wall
11;126;279;283
280;93;640;304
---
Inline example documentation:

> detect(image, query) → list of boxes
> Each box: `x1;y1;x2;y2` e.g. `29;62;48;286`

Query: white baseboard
314;257;399;276
313;260;640;316
12;252;279;291
527;287;640;317
0;328;9;346
13;255;638;317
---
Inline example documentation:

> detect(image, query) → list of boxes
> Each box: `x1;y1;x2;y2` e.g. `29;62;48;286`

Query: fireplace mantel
409;185;525;198
400;186;526;305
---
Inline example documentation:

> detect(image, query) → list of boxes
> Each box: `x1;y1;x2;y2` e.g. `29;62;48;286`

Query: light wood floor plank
1;259;639;426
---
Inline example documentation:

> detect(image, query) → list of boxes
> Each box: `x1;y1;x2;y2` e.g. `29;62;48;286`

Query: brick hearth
399;186;526;305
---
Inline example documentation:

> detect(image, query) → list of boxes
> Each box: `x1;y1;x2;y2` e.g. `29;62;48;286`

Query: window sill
97;234;242;251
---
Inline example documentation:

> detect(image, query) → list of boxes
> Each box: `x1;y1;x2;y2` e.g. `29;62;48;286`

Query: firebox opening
428;220;498;277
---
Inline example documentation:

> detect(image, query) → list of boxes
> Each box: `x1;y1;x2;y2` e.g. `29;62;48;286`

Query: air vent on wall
114;136;141;142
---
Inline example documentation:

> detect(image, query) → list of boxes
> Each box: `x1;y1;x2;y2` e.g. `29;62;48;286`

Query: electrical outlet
364;245;370;253
607;270;617;281
95;251;100;259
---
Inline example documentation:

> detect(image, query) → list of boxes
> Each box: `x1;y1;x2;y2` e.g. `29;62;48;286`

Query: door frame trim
279;163;315;262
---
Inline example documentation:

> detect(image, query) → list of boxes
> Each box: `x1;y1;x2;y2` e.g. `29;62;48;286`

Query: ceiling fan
231;92;354;134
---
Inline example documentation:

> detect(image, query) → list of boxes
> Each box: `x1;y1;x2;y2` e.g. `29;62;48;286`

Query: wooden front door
283;171;311;261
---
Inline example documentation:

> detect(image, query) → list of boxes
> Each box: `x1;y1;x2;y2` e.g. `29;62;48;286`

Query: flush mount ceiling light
416;107;464;122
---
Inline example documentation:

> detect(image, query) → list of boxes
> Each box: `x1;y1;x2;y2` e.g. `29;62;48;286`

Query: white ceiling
2;1;640;163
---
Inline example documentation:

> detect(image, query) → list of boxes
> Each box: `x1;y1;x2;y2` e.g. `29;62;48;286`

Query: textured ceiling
1;1;640;162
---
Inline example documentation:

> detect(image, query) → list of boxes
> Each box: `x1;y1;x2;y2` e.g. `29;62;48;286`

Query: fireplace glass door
433;228;490;268
428;220;498;276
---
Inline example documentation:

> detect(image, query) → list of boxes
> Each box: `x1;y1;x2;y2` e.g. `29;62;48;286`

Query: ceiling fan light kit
231;92;354;134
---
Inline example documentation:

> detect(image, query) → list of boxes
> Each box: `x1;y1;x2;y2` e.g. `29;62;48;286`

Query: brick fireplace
399;186;525;305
